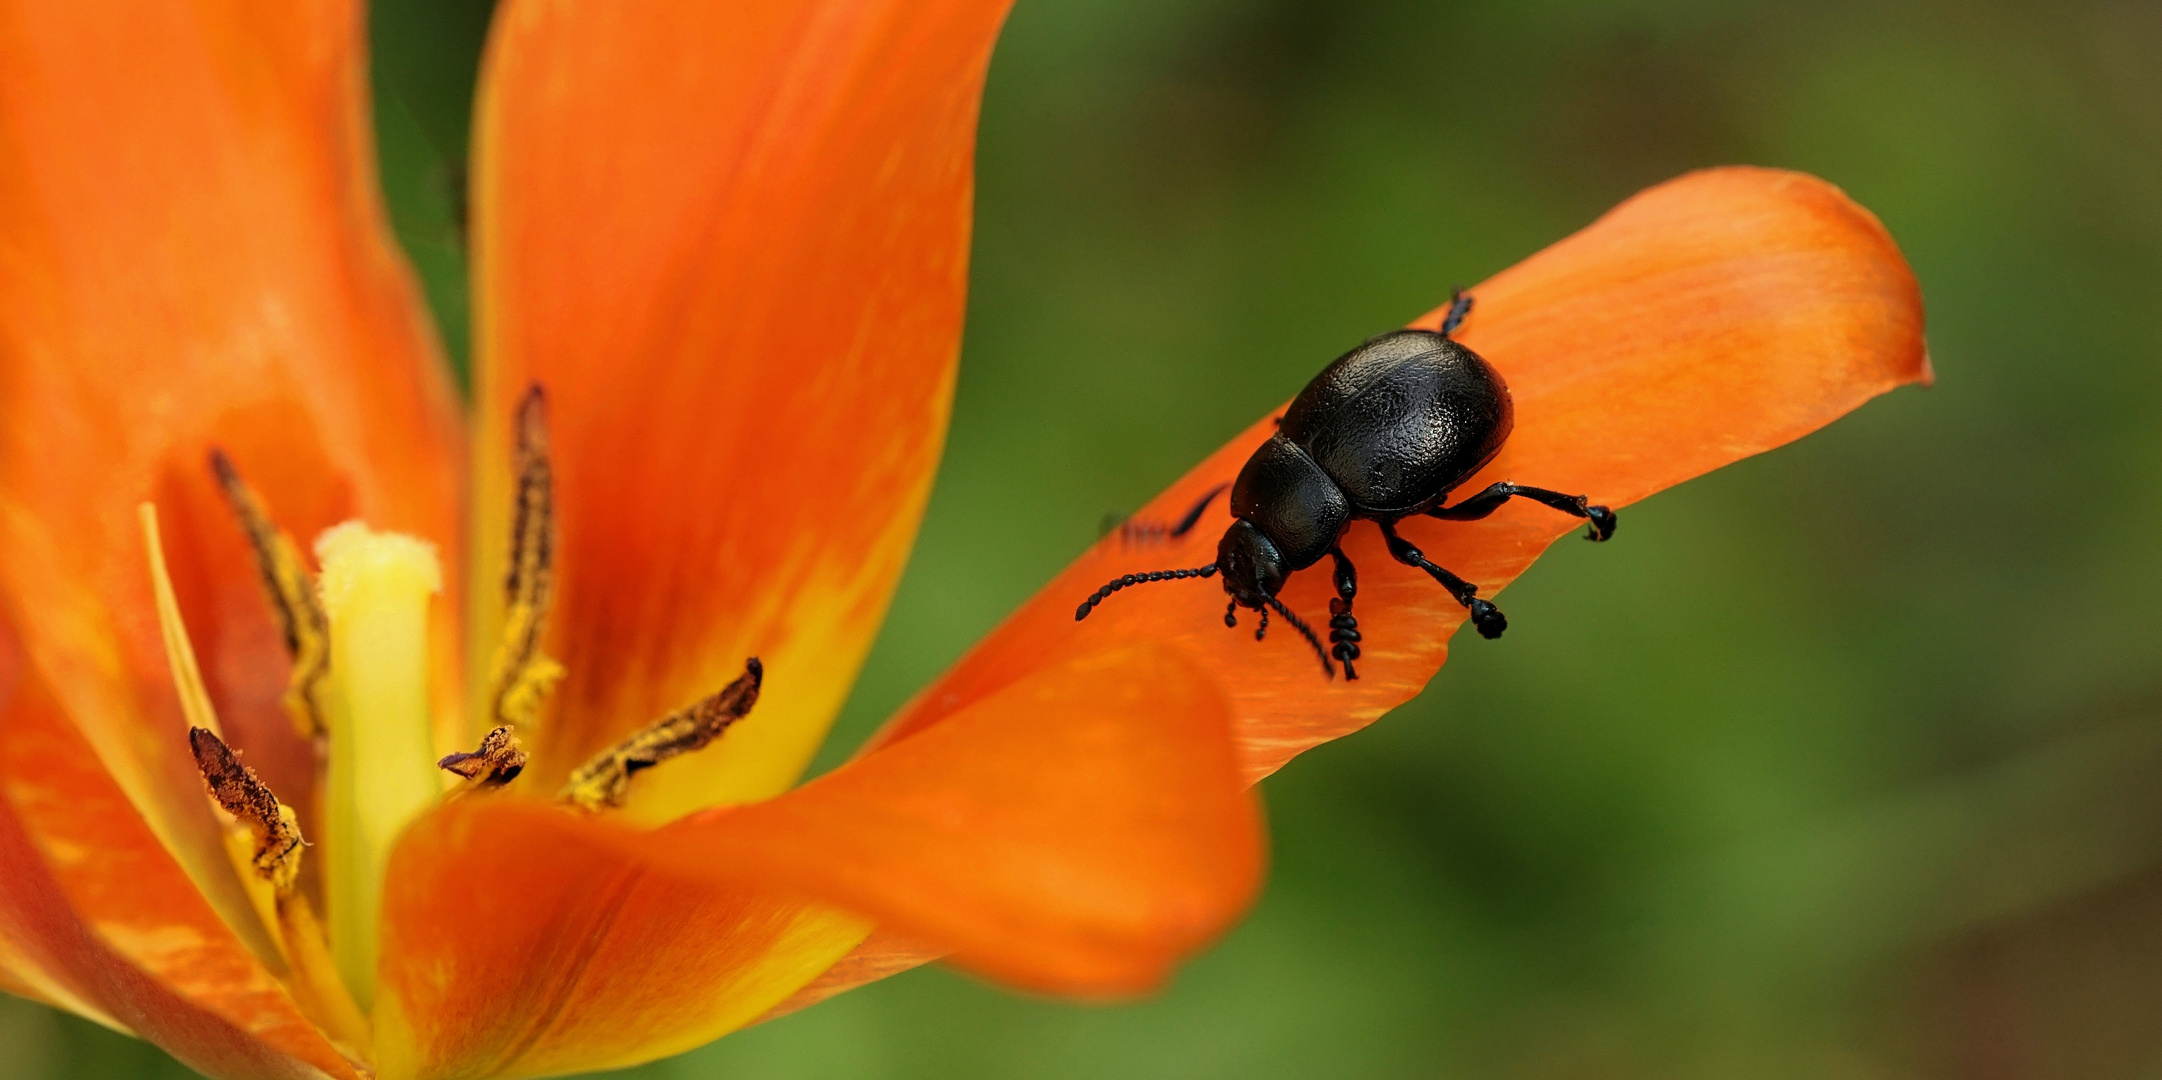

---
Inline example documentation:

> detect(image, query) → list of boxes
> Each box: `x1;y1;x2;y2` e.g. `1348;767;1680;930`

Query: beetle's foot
1583;504;1617;542
1327;599;1361;680
1469;599;1507;639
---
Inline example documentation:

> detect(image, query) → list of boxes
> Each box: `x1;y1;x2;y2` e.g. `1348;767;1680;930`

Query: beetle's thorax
1228;434;1347;573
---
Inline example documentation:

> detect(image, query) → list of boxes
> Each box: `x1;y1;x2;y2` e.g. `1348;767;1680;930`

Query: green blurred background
10;0;2162;1075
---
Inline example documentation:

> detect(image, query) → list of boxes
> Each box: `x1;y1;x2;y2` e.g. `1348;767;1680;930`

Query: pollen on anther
188;727;305;892
438;725;529;791
560;658;764;812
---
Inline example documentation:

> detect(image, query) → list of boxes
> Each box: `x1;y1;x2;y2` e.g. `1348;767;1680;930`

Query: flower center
138;383;768;1047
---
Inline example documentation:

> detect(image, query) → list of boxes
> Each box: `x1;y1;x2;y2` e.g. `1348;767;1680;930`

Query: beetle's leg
1114;482;1231;547
1428;482;1616;542
1379;521;1507;640
1440;289;1474;338
1326;546;1361;680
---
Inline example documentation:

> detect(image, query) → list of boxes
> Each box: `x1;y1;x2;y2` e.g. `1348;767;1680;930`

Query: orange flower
0;3;1925;1079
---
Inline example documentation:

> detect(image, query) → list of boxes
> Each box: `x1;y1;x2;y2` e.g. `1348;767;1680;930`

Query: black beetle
1074;291;1615;680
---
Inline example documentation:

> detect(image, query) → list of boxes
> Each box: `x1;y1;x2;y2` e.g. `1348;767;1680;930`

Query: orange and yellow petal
870;167;1929;783
752;927;943;1025
375;830;867;1080
377;645;1256;1078
468;0;1012;819
1;631;360;1079
0;0;465;969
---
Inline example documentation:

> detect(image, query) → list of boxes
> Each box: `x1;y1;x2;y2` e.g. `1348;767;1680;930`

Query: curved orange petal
377;644;1257;1077
752;927;942;1025
0;630;360;1080
871;167;1929;782
469;0;1011;819
375;843;868;1080
0;0;463;966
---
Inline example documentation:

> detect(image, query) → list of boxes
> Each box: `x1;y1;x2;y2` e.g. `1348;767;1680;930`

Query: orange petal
375;831;869;1080
870;167;1929;783
0;631;361;1079
0;0;465;959
752;927;942;1025
469;0;1012;818
377;644;1257;1076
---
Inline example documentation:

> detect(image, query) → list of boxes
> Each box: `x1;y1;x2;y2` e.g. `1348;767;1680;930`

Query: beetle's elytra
1075;292;1614;681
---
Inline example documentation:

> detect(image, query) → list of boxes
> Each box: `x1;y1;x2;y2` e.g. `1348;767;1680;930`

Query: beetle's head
1216;519;1286;609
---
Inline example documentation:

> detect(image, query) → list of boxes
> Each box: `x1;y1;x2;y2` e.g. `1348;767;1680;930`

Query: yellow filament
316;521;443;1009
146;504;371;1047
141;505;295;971
140;505;225;740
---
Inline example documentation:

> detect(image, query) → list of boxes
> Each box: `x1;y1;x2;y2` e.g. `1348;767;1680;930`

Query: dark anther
560;657;763;812
188;727;303;889
438;725;529;791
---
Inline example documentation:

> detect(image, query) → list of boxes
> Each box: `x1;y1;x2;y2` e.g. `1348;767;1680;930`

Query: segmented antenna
1118;483;1231;546
1074;564;1219;620
1440;288;1474;338
1265;596;1334;679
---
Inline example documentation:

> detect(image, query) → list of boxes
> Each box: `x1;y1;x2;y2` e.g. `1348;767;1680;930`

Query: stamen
208;450;331;740
188;727;305;891
486;384;565;730
316;521;442;1007
437;725;528;791
140;504;224;737
560;659;763;813
145;503;369;1047
190;724;370;1047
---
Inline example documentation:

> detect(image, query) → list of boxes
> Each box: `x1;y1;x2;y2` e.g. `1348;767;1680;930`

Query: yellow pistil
315;521;443;1009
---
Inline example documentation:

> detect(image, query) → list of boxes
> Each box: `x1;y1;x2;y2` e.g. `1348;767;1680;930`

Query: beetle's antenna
1075;564;1218;620
1440;288;1474;338
1117;483;1231;547
1264;596;1334;679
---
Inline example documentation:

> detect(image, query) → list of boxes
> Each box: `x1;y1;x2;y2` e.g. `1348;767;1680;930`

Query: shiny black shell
1282;329;1512;513
1229;330;1513;571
